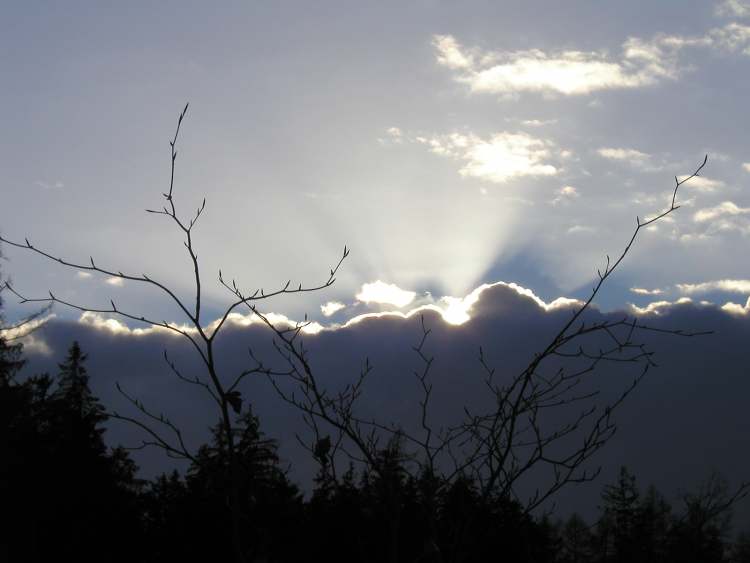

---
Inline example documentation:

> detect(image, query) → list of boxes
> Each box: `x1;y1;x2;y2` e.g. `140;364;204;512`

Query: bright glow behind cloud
356;281;416;308
347;281;581;327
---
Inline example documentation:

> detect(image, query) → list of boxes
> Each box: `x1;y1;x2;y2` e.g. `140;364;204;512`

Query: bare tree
0;105;348;563
247;156;718;562
0;249;51;348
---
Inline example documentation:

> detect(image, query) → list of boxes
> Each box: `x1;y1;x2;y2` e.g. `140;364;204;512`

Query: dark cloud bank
20;284;750;528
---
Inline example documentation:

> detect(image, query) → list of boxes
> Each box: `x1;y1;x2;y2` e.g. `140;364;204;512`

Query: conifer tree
633;485;671;563
560;513;594;563
600;466;640;562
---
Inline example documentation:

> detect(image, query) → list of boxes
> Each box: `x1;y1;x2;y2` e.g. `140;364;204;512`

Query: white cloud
742;162;750;173
559;185;579;197
434;26;750;100
433;33;685;97
721;296;750;315
418;131;558;184
346;281;580;327
205;312;324;335
676;279;750;295
79;309;325;338
356;280;416;308
566;225;595;234
386;126;402;137
716;0;750;17
106;277;125;286
1;314;55;355
378;126;405;146
321;301;346;317
629;297;693;315
630;287;664;295
552;185;579;205
521;118;557;127
35;180;64;190
693;201;750;222
711;22;750;53
597;147;651;164
80;311;144;335
433;34;475;69
77;272;93;279
676;175;725;191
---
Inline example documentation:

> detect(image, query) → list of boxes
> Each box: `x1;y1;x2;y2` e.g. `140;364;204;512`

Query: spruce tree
600;466;640;562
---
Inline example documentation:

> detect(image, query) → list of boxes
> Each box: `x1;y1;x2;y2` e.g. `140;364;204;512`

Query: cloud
693;201;750;223
384;127;403;144
418;131;558;184
597;147;651;165
355;280;416;308
721;296;750;315
630;287;664;296
521;119;558;127
435;282;578;325
716;0;750;17
320;301;346;317
77;272;93;280
35;180;64;190
743;163;750;173
106;277;125;287
76;309;326;338
710;22;750;53
0;314;55;355
628;297;693;315
552;185;580;205
676;279;750;295
433;26;750;99
432;33;684;97
676;175;725;192
79;311;142;335
433;34;475;69
558;185;579;197
567;225;595;234
346;281;579;327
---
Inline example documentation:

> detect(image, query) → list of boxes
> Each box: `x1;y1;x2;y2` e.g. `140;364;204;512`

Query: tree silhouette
0;105;346;563
599;466;640;562
141;408;302;563
559;513;594;563
0;337;144;562
632;484;672;563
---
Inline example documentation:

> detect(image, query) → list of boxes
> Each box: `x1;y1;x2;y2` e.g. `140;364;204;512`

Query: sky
2;0;750;526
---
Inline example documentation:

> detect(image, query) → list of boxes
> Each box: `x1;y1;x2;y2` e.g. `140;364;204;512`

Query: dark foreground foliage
2;335;749;563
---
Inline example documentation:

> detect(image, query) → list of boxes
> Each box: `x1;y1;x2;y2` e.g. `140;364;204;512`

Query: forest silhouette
2;333;750;563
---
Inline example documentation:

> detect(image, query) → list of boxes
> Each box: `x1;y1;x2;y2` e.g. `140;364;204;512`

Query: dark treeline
3;336;749;563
